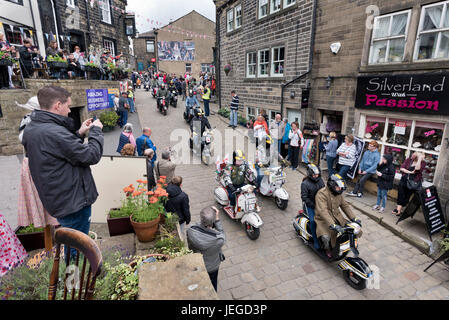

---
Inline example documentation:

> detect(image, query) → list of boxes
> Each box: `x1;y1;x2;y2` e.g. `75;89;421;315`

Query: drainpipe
280;0;317;117
50;0;61;48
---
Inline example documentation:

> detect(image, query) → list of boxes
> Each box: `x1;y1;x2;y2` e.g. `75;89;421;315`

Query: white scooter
214;162;264;240
190;128;215;165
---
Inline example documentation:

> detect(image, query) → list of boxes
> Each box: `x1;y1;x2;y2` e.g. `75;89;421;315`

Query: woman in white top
336;134;357;180
288;121;304;170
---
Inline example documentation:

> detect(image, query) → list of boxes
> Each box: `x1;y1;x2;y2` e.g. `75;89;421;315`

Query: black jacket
165;184;191;225
301;177;325;209
19;46;34;67
376;154;395;190
22;110;104;219
190;116;211;134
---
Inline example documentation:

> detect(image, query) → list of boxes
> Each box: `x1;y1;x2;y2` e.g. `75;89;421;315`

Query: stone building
309;0;449;203
133;29;157;72
156;10;216;77
215;0;314;125
37;0;134;63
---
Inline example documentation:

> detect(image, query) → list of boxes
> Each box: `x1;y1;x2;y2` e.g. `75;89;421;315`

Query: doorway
287;109;301;125
318;110;344;172
69;32;85;53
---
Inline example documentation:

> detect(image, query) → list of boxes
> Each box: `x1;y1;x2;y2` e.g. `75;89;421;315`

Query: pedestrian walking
165;176;191;239
186;206;226;292
281;118;291;159
336;134;357;180
288;121;304;170
347;140;380;198
229;90;239;129
127;88;135;113
324;132;338;176
155;150;176;184
118;92;130;128
253;115;269;148
116;123;136;155
373;154;395;213
269;113;286;156
22;86;104;258
136;127;157;161
202;83;211;117
144;148;157;190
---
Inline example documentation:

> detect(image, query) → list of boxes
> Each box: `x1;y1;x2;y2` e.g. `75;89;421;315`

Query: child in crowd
373;154;395;213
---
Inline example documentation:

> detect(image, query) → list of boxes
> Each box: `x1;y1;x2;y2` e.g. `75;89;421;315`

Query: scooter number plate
206;137;211;143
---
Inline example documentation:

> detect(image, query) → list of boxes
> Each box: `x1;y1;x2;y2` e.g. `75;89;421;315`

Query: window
5;29;23;46
271;0;281;13
247;107;258;120
186;63;192;73
258;49;269;77
235;5;242;29
146;40;154;53
201;64;212;73
247;52;257;77
66;0;75;8
104;39;115;57
415;1;449;60
259;0;268;18
369;10;410;64
99;0;112;24
6;0;23;4
271;46;285;76
227;9;234;32
284;0;295;8
359;115;444;183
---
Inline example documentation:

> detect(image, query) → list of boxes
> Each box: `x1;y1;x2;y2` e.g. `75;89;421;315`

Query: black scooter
293;203;373;290
157;97;168;116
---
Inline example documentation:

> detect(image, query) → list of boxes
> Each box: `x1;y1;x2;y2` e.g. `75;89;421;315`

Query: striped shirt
336;143;357;166
230;95;239;111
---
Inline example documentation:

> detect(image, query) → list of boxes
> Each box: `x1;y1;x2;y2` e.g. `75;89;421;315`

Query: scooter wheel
245;223;260;240
275;197;288;210
173;101;177;108
343;270;367;290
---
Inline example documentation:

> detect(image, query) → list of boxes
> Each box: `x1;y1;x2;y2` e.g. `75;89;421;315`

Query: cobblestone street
134;90;449;300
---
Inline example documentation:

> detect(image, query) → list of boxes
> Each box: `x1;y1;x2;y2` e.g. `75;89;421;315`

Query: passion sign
355;73;449;115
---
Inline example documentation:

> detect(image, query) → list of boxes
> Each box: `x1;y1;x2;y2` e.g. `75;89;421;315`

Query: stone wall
0;79;122;156
217;0;313;120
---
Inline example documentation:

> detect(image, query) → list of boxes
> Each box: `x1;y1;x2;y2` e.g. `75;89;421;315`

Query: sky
126;0;216;34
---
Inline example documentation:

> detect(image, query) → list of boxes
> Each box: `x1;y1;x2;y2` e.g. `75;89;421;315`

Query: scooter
190;128;215;165
250;155;289;210
183;104;196;124
144;80;150;91
157;97;168;116
169;90;178;108
152;86;158;99
214;170;263;240
293;203;373;290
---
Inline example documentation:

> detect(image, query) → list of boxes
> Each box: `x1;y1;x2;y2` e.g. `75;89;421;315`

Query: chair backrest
48;228;102;300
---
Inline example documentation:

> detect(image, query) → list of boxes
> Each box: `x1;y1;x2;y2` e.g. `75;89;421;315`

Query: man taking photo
22;86;104;236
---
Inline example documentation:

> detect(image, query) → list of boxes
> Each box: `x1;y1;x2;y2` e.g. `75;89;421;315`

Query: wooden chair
48;228;102;300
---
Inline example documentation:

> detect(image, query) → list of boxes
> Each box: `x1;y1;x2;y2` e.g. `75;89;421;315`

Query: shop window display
422;153;438;183
364;117;385;141
412;122;443;152
384;146;407;174
386;119;412;146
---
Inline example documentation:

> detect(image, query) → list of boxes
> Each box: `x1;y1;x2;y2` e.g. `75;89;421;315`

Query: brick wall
217;0;313;120
0;79;122;156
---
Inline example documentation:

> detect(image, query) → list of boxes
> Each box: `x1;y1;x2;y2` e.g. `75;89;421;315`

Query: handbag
406;174;421;191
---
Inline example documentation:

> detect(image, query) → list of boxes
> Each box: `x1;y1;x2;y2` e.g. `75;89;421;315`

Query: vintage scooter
214;158;264;240
250;154;290;210
293;203;373;290
152;86;158;99
157;96;168;116
190;128;215;165
169;90;178;108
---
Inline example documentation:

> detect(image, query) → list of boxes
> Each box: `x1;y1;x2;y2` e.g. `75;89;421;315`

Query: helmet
234;150;245;161
161;83;165;89
327;174;346;195
307;164;321;182
170;80;174;84
189;90;193;97
265;135;273;145
194;107;204;117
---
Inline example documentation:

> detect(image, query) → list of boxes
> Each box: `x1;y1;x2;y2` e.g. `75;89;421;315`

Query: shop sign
394;121;406;135
355;73;449;115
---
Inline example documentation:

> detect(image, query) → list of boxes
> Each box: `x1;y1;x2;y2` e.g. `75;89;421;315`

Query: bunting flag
44;33;49;41
19;27;24;35
10;25;14;33
0;22;3;29
67;35;71;42
60;35;64;42
29;29;33;37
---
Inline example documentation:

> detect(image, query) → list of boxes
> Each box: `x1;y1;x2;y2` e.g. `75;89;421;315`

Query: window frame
270;0;281;14
284;0;296;8
414;0;449;61
258;49;270;77
103;38;116;57
271;46;285;77
186;63;192;73
227;9;234;33
146;40;155;53
99;0;112;25
235;4;242;29
246;52;257;78
66;0;76;8
259;0;269;19
368;9;412;65
5;0;24;5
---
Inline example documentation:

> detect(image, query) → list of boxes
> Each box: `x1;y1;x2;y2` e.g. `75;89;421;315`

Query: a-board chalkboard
347;136;365;180
397;186;446;241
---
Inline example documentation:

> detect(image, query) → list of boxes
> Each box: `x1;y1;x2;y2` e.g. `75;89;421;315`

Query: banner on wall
157;41;195;61
86;89;111;111
108;88;119;109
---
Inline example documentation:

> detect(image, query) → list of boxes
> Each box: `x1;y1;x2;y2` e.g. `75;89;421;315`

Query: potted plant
107;207;134;237
47;55;68;69
0;51;16;66
99;110;119;132
224;63;232;76
84;62;99;72
130;180;168;243
14;224;46;252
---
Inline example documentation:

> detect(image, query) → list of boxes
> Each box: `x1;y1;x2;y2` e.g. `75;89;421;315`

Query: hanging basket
224;64;232;76
0;59;13;66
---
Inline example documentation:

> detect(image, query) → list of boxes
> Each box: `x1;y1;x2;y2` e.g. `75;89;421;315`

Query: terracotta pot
130;214;161;243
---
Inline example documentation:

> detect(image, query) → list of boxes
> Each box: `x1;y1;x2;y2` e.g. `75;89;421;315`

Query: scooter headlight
348;222;361;235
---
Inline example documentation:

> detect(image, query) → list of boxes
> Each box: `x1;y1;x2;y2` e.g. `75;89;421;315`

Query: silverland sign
355;73;449;115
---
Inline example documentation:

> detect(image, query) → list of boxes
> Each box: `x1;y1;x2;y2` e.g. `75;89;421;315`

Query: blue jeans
306;207;320;249
57;206;92;262
338;165;351;181
326;156;336;176
119;110;128;127
377;189;388;208
256;165;263;188
208;269;219;292
128;98;135;113
230;110;238;127
204;99;210;117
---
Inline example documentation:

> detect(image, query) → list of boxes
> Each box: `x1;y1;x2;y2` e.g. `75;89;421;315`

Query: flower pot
15;225;61;252
48;61;68;69
130;214;161;243
85;66;98;72
0;59;13;66
107;209;134;237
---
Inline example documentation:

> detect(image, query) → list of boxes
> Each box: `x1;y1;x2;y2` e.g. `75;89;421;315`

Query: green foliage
218;107;230;118
0;50;17;63
152;227;192;258
109;208;132;219
47;55;67;63
238;114;247;126
16;224;44;234
99;110;119;128
84;62;99;68
163;212;179;233
440;231;449;253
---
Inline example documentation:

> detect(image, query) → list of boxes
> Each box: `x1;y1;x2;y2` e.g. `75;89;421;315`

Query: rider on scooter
254;136;272;188
300;164;325;249
314;174;362;258
190;108;211;149
151;76;158;89
223;150;255;210
185;90;199;118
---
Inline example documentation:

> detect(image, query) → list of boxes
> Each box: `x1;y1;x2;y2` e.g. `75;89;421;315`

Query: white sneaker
372;205;380;211
347;191;357;197
379;207;385;213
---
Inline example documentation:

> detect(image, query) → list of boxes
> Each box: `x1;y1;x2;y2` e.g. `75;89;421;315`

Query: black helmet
194;107;204;117
327;174;346;195
189;90;193;97
307;164;321;182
